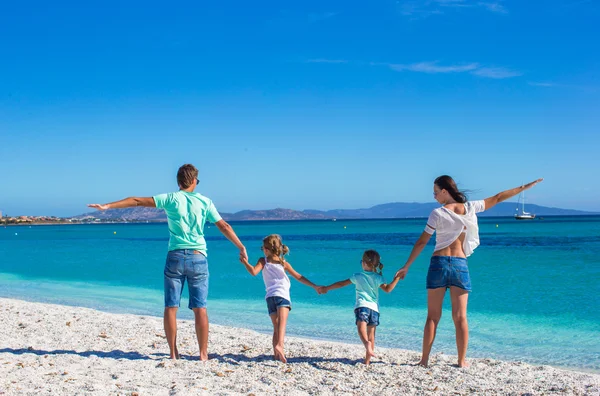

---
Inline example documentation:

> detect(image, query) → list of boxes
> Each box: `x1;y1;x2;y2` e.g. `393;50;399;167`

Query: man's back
153;191;222;255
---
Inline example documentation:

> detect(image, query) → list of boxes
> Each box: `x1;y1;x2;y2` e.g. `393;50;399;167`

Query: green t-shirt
153;191;222;255
350;271;385;312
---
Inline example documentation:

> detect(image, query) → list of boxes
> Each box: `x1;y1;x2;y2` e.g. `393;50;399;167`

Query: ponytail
434;175;467;203
281;244;290;264
263;234;290;264
363;250;383;275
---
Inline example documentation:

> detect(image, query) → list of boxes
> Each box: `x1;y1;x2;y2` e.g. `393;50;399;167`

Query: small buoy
496;224;499;228
14;233;18;236
113;231;117;235
343;226;347;229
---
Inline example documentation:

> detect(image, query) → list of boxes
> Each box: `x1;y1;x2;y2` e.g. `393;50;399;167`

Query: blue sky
1;0;598;216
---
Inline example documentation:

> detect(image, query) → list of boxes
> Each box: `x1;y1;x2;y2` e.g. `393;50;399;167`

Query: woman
395;176;543;368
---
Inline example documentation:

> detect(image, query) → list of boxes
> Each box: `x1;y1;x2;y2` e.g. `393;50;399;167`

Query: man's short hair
177;164;198;189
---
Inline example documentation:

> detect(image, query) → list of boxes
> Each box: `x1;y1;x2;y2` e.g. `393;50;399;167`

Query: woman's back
426;200;485;258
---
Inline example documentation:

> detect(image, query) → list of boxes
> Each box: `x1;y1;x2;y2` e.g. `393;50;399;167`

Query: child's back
351;271;385;312
262;259;291;301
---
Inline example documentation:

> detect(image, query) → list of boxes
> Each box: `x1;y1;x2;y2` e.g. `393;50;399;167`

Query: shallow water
1;216;599;371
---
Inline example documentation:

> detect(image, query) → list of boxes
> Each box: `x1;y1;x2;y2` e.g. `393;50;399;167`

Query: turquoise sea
1;217;599;372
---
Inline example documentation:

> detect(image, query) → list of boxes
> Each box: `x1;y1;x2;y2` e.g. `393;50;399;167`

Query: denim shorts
426;256;472;292
266;296;291;315
354;307;380;327
164;249;209;309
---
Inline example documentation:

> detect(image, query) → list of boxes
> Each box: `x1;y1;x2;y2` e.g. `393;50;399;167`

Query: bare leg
367;326;377;364
192;308;209;361
450;286;470;367
357;321;376;365
164;307;179;359
268;313;279;360
274;307;289;363
420;288;446;367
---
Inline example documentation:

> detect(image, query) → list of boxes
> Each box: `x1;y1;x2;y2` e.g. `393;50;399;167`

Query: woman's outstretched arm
483;178;543;211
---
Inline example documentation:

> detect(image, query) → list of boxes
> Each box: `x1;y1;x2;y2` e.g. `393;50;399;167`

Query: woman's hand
523;178;544;190
395;266;409;280
239;247;248;262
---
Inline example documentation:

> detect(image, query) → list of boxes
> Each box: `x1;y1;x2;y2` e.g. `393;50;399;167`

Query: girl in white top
395;176;543;368
240;234;321;363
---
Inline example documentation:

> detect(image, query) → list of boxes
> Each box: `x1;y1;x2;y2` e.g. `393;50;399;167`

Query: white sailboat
514;190;535;220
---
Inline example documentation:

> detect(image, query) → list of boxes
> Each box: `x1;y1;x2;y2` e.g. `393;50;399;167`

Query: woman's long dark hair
434;175;467;203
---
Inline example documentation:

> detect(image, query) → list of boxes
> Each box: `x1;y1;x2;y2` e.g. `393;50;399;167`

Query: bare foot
457;360;470;368
170;346;180;360
417;359;428;367
364;341;376;365
199;351;209;361
274;346;287;363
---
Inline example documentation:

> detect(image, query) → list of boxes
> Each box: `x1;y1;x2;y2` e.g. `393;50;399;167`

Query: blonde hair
363;250;383;275
262;234;290;264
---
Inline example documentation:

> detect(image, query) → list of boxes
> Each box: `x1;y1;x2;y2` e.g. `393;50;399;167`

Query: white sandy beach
1;298;598;395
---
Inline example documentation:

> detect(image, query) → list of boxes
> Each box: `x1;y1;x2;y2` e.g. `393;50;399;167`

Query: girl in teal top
318;250;401;365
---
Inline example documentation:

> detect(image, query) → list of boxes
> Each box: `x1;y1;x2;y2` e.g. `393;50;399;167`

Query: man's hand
316;286;328;295
87;204;110;211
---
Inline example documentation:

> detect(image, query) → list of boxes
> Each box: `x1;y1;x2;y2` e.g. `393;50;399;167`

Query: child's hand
239;256;249;266
395;266;409;280
316;286;328;295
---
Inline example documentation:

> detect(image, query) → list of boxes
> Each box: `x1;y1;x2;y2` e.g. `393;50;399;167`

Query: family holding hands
89;164;543;367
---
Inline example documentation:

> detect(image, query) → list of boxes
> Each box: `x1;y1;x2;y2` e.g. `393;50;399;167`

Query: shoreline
1;289;598;375
1;298;599;395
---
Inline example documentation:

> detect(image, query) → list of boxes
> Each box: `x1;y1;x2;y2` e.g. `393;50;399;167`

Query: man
88;164;247;361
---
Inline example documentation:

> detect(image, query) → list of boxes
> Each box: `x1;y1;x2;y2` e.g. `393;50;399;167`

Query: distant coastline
2;201;597;225
4;214;600;227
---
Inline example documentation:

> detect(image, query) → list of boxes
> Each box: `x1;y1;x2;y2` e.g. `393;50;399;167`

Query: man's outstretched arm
88;197;156;210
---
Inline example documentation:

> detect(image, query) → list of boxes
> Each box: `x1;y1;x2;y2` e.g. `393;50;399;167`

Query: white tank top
262;257;291;301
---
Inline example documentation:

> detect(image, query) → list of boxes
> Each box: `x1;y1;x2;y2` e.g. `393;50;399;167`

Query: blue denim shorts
164;249;209;309
426;256;472;292
266;296;291;315
354;307;380;327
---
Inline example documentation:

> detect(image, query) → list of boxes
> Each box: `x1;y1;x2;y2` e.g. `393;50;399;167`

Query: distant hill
225;208;329;221
74;202;597;221
306;202;597;218
74;207;168;221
